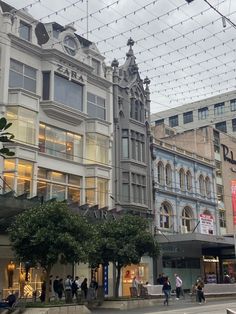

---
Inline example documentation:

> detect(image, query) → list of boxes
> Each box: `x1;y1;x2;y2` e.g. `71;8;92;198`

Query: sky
5;0;236;114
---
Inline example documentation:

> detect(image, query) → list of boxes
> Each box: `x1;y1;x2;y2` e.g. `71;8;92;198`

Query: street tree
8;201;95;302
90;214;159;297
0;117;15;157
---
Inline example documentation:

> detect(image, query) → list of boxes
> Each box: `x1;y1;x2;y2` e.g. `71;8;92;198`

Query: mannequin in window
7;261;15;288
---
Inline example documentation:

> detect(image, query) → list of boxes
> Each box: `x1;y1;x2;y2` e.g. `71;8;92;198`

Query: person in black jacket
81;278;88;299
162;276;171;306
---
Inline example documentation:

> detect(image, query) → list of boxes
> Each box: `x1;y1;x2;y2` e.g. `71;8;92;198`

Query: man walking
174;273;183;300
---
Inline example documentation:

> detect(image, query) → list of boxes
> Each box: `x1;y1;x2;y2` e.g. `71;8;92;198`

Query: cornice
87;73;112;89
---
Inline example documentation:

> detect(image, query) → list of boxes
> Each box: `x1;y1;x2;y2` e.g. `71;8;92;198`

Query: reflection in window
182;207;192;232
85;177;108;208
3;159;33;196
86;133;109;164
39;123;83;162
54;74;83;111
87;92;106;120
9;59;36;93
160;203;171;229
6;106;37;145
37;168;81;204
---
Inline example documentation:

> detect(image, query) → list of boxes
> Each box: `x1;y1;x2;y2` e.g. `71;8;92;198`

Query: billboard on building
231;180;236;225
200;214;214;235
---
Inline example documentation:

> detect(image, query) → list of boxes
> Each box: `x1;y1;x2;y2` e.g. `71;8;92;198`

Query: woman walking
162;276;171;306
196;279;206;304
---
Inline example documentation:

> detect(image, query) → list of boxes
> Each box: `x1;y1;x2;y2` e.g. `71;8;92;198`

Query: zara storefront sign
200;214;214;235
56;64;84;83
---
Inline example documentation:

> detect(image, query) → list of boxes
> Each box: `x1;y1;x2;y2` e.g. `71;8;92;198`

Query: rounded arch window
160;202;172;229
179;168;185;190
199;175;205;195
186;170;192;191
63;35;78;56
157;161;164;185
165;164;172;186
182;207;193;232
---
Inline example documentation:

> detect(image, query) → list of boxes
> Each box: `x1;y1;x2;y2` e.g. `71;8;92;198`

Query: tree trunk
115;264;121;298
45;267;51;303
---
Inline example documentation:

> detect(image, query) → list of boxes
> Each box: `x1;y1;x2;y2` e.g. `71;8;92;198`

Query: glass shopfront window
54;74;83;111
3;159;33;196
122;264;149;297
39;123;83;162
6;107;37;145
85;177;108;207
37;168;81;204
86;133;109;165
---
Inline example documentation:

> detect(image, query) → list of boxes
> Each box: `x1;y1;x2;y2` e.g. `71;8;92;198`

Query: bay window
86;133;109;164
6;106;37;145
85;177;108;207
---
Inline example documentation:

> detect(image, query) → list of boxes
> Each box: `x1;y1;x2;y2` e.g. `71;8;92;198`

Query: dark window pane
42;72;50;100
19;21;31;41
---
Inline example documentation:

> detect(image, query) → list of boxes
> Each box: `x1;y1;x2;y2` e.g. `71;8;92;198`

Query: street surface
91;298;236;314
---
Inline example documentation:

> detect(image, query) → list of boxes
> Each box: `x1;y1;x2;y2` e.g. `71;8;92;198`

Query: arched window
160;202;172;229
181;207;193;232
165;164;172;186
157;161;164;185
199;175;205;195
135;100;139;121
205;176;211;198
186;170;192;191
179;168;185;190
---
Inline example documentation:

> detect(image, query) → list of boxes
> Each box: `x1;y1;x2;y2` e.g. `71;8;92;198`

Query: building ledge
40;101;88;125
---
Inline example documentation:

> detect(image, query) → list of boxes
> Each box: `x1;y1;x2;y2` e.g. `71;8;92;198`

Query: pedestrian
40;280;46;302
89;277;98;299
81;278;88;299
57;279;64;300
131;276;139;296
64;275;72;303
174;273;183;300
72;276;80;299
157;273;165;285
196;279;206;304
162;276;171;306
53;276;59;300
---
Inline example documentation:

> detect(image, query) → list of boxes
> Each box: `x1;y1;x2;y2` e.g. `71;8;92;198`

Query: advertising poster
231;180;236;225
200;213;214;235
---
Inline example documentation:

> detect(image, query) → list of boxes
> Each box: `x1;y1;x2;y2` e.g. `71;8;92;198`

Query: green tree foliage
0;117;15;157
8;201;95;302
90;214;159;297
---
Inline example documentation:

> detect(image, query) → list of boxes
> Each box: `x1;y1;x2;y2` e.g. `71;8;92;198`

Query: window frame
198;107;208;120
19;20;31;41
183;111;193;124
87;92;106;120
169;115;179;127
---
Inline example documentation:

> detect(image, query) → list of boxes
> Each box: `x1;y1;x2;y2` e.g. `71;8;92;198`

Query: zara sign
56;64;84;83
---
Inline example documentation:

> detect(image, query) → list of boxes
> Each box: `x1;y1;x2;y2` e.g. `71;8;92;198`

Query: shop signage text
56;64;84;83
222;144;236;165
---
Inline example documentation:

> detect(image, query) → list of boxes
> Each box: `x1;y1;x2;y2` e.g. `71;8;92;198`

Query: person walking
162;276;171;306
64;275;72;303
196;279;206;304
57;279;64;301
53;276;59;300
174;273;183;300
81;278;88;299
72;276;80;299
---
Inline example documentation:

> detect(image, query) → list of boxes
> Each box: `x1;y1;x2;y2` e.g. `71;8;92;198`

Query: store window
157;161;164;185
37;168;81;203
54;74;83;111
179;168;185;191
86;133;109;165
122;264;148;296
6;107;37;145
182;207;193;232
39;123;83;162
19;20;31;41
9;59;36;93
85;177;108;208
87;92;106;120
3;159;33;196
165;164;172;186
160;202;172;229
186;170;192;191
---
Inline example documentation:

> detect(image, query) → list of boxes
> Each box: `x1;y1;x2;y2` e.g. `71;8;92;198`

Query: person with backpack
162;276;171;306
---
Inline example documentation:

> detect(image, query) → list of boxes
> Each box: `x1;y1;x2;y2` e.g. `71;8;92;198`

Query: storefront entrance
122;263;149;296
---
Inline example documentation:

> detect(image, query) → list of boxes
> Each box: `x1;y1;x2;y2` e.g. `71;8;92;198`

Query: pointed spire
126;37;135;58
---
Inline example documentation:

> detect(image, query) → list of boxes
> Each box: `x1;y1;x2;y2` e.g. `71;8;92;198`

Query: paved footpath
91;298;236;314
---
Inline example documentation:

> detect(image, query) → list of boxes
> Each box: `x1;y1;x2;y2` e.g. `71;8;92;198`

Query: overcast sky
5;0;236;114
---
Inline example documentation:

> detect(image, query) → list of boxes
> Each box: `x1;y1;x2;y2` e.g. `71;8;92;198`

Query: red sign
231;181;236;225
